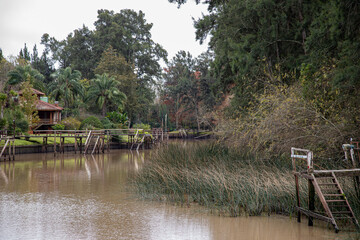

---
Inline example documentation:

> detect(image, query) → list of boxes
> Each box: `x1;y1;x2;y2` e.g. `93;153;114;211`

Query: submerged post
308;179;315;226
292;147;314;223
54;130;57;155
295;174;301;222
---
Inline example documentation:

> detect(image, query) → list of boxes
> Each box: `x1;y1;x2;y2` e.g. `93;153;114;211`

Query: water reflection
0;150;352;240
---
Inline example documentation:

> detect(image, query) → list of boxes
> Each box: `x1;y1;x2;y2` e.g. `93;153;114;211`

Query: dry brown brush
216;84;355;158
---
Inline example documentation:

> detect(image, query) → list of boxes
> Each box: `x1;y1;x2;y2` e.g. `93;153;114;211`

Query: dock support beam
308;179;315;226
295;174;301;222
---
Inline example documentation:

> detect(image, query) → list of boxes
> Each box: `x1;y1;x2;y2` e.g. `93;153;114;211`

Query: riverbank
0;130;213;156
6;142;131;155
133;142;360;229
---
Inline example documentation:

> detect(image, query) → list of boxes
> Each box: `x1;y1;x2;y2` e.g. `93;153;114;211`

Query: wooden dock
0;137;15;161
292;145;360;233
0;128;169;160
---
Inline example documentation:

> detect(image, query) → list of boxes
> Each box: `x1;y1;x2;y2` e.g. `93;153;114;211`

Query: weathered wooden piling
292;146;360;233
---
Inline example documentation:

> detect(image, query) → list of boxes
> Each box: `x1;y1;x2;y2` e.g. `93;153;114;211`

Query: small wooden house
19;88;63;130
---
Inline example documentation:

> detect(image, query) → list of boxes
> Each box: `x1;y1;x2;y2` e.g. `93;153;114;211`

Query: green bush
80;116;103;130
6;118;29;134
106;111;128;124
61;117;81;130
52;124;65;130
0;118;6;129
101;117;115;129
17;119;29;133
4;107;29;134
133;123;151;130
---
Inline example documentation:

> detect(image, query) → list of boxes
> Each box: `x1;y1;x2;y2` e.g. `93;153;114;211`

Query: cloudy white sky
0;0;209;62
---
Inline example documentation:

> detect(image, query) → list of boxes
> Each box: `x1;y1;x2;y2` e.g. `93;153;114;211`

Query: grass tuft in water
134;142;360;222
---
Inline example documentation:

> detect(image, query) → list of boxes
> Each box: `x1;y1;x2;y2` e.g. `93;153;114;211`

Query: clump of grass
134;141;360;220
134;142;307;216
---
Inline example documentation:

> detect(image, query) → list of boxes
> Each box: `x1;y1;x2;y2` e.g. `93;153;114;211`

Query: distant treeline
1;0;360;155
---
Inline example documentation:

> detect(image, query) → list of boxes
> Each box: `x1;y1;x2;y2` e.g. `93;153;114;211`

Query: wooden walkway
292;146;360;233
0;128;169;160
0;137;15;161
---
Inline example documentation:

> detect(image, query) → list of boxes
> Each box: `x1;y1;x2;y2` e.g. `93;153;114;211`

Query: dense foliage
165;0;360;155
0;1;359;156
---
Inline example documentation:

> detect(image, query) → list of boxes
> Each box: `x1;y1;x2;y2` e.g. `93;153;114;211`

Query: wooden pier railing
292;145;360;233
0;128;170;161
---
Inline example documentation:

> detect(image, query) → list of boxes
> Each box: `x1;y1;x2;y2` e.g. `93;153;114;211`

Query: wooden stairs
311;171;360;232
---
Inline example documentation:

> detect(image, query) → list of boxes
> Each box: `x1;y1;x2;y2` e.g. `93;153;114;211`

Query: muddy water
0;151;350;239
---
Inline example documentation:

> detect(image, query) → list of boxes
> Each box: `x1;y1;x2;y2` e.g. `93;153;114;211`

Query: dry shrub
217;83;354;157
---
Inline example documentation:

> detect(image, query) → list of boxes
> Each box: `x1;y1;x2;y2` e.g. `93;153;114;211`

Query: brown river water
0;150;353;239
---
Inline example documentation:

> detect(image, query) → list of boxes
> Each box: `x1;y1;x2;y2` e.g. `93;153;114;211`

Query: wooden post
54;131;57;155
74;135;77;154
12;139;15;160
42;137;47;153
107;131;110;152
295;174;301;222
308;179;315;226
8;140;11;161
60;136;63;153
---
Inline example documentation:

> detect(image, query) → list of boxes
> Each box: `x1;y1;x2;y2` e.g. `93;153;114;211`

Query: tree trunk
102;102;106;117
298;0;307;55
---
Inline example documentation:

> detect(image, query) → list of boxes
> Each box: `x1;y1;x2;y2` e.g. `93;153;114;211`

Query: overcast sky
0;0;209;63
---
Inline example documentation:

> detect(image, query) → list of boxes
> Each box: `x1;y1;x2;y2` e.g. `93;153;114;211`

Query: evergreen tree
19;43;31;61
87;74;127;117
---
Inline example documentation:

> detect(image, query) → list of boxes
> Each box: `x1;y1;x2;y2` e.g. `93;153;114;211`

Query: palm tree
7;65;45;90
49;67;83;110
87;74;127;116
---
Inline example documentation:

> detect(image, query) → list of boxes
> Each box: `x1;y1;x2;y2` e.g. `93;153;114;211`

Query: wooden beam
308;179;315;226
295;207;333;223
295;175;301;223
294;172;313;180
314;169;360;177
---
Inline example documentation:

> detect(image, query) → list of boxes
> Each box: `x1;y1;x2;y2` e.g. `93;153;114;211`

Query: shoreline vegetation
134;142;360;228
0;130;212;147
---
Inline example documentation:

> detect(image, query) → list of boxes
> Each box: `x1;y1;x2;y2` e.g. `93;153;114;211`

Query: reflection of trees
0;150;145;195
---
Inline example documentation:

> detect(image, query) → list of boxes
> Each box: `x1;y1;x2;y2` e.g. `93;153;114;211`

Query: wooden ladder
312;171;360;232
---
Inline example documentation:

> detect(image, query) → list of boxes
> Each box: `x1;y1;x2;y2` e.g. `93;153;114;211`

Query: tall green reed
134;141;360;219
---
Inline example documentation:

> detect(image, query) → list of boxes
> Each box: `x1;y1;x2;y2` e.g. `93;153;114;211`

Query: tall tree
93;9;167;83
163;51;215;130
31;44;54;84
40;9;167;83
87;74;126;116
49;67;83;114
0;56;15;90
19;81;40;128
95;46;142;124
41;33;69;68
19;43;31;62
7;65;45;91
65;25;96;79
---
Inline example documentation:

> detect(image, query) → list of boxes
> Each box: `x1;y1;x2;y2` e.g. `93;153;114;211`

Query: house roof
36;100;63;111
18;88;45;96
